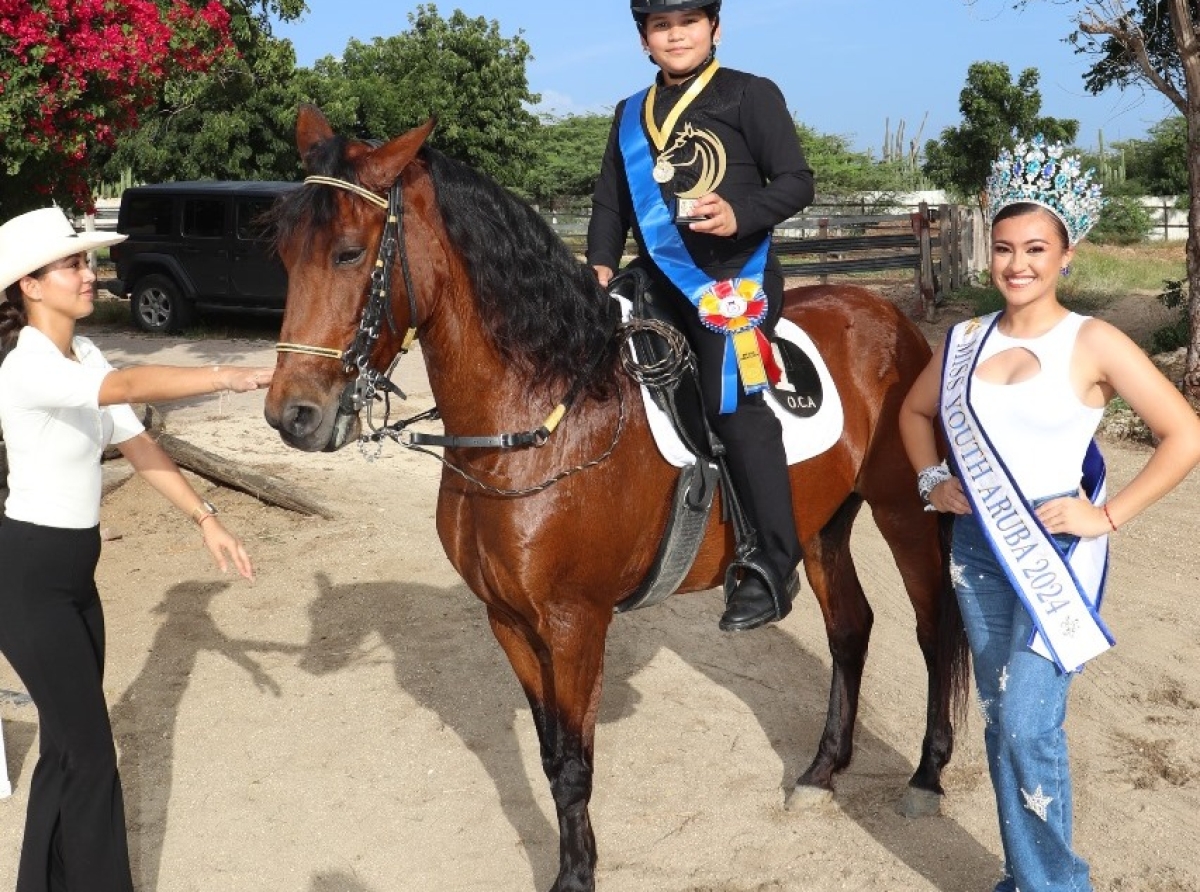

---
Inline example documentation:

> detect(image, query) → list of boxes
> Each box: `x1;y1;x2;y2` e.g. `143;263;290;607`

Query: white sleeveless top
970;312;1104;500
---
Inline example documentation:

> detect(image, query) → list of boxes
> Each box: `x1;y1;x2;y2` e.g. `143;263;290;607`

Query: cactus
1095;130;1127;187
882;113;927;173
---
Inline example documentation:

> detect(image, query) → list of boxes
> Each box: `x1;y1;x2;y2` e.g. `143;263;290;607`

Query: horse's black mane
272;134;621;397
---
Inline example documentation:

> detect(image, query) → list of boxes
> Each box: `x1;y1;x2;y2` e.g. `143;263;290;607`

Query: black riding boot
713;399;803;631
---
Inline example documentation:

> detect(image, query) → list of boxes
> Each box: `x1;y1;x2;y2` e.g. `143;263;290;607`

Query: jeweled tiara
984;134;1106;245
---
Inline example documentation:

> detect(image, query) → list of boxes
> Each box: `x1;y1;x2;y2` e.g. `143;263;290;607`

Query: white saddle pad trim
615;296;844;468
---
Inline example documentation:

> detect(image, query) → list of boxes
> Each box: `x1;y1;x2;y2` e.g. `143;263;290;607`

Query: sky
272;0;1179;155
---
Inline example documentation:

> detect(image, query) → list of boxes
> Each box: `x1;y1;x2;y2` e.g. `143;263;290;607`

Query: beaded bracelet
1102;504;1118;532
917;462;953;508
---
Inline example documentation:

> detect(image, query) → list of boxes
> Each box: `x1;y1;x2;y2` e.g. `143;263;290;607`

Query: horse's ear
358;117;437;192
296;104;335;161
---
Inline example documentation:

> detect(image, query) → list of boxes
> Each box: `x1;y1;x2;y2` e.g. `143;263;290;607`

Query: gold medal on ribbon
642;62;726;224
643;61;720;179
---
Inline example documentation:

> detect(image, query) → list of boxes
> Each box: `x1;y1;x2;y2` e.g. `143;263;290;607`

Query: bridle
276;171;626;495
276;175;415;416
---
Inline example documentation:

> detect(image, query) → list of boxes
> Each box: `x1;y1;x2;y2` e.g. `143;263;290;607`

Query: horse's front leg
487;603;611;892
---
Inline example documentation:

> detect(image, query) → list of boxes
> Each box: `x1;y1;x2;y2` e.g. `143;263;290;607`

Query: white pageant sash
941;313;1113;673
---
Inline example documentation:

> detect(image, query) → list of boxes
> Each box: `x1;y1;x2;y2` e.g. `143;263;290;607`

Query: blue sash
941;313;1113;673
618;88;771;413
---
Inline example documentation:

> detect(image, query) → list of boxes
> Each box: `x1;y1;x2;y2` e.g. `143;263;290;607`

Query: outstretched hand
216;366;274;393
200;518;255;580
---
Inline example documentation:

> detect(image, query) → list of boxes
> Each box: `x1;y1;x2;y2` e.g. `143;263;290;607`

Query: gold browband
275;343;345;359
302;176;388;209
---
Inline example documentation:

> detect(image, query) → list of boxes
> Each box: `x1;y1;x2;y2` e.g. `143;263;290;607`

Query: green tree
1067;0;1196;96
1022;0;1200;401
322;4;541;189
98;0;309;186
227;0;307;45
1089;194;1154;243
102;37;307;184
922;61;1078;202
797;125;915;197
1138;115;1189;197
523;113;611;208
1107;118;1189;198
291;56;362;135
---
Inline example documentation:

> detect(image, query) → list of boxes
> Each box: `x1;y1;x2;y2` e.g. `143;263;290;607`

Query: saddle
609;268;797;618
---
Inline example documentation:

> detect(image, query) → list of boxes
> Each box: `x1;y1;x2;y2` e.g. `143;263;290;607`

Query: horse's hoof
896;786;942;818
785;783;834;811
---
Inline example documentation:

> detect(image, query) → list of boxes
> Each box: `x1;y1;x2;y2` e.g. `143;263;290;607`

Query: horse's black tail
936;511;972;729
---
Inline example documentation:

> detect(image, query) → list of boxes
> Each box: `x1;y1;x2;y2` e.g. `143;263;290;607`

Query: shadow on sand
292;572;997;891
110;580;302;891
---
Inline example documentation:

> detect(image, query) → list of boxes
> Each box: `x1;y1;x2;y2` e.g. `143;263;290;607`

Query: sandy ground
1;290;1198;892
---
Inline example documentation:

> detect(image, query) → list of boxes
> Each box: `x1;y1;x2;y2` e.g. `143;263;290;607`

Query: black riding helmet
631;0;722;30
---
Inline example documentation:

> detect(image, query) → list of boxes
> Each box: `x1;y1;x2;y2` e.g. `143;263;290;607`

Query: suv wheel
130;274;195;334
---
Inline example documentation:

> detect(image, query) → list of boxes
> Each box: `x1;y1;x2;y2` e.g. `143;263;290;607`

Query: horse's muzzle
264;397;361;452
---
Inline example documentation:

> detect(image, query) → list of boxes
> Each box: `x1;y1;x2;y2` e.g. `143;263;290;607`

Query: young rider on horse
587;0;816;631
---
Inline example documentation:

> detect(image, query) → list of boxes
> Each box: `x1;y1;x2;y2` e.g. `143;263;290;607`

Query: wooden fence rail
546;203;984;321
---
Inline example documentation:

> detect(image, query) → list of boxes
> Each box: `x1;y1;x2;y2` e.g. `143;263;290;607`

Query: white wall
1138;196;1188;242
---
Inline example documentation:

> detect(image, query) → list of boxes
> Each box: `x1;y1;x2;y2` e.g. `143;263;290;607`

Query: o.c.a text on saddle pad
635;314;844;468
769;334;823;418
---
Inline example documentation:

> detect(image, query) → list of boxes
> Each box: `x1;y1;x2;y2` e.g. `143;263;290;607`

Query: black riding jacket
586;60;815;284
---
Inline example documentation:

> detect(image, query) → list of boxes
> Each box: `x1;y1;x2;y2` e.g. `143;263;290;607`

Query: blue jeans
952;508;1092;892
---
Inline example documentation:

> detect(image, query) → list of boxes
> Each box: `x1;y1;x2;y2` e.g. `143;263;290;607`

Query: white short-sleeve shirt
0;326;144;528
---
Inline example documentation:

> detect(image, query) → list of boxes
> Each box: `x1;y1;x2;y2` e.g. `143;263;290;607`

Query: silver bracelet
917;462;952;507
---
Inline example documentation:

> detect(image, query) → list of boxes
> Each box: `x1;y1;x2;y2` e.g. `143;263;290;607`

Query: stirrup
722;551;797;621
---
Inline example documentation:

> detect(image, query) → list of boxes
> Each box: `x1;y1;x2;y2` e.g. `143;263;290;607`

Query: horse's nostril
282;402;320;438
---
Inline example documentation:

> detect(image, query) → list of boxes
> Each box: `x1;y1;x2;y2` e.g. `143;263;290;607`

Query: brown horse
264;104;968;892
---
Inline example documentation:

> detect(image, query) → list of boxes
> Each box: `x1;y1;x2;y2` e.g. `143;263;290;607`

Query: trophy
653;125;725;226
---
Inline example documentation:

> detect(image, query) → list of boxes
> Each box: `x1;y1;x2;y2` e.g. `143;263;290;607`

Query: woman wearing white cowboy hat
0;206;274;892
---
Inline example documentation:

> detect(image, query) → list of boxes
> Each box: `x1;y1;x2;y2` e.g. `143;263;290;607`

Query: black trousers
0;518;134;892
639;260;803;584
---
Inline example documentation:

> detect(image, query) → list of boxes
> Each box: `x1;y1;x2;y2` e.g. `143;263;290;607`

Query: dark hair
992;202;1069;249
0;283;29;359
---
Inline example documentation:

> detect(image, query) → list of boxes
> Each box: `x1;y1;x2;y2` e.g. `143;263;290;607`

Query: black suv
109;180;300;333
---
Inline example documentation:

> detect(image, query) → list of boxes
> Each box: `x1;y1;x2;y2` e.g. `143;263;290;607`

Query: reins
281;172;623;494
371;390;628;498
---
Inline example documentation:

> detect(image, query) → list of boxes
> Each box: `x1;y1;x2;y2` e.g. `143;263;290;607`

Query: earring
714;38;721;46
1060;266;1071;278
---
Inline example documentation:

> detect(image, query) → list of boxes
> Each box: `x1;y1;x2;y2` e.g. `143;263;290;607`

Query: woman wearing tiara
899;135;1200;891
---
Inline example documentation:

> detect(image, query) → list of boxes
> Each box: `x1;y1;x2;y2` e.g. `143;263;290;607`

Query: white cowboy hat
0;207;127;292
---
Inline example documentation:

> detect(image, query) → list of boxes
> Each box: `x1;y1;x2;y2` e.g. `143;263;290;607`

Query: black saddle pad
769;336;823;418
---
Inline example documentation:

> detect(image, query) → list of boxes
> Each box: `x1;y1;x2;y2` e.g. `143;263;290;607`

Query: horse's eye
334;248;366;266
